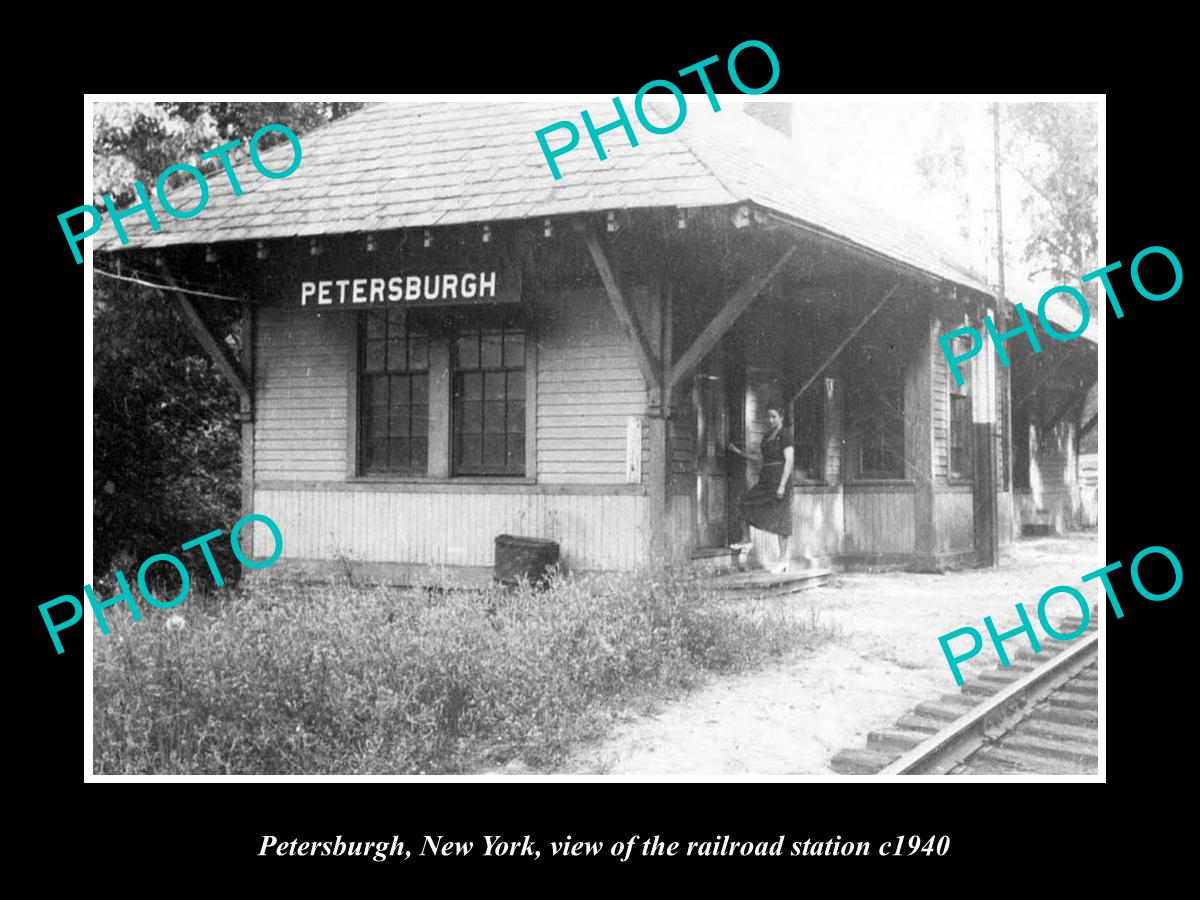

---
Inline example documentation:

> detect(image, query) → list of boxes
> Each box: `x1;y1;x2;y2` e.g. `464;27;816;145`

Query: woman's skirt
737;463;792;536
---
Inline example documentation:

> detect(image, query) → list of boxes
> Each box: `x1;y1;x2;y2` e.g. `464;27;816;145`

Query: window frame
350;309;536;482
355;310;431;478
850;380;906;482
451;323;528;477
947;333;974;483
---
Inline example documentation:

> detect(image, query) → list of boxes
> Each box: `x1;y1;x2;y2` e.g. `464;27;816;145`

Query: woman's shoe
768;561;791;575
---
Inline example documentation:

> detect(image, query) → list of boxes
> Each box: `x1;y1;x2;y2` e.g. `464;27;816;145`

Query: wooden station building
97;102;1098;579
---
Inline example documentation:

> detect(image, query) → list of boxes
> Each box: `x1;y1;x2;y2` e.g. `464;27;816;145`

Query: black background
17;23;1187;888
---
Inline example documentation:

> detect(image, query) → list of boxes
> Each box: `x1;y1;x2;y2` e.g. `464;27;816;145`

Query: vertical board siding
255;488;648;571
255;307;350;481
793;491;844;557
536;287;651;483
666;492;697;564
935;489;975;553
844;490;916;554
998;491;1016;544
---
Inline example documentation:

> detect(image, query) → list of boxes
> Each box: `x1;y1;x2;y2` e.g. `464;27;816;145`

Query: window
856;383;905;479
948;333;973;482
792;380;826;482
950;393;973;480
359;310;429;475
453;325;525;475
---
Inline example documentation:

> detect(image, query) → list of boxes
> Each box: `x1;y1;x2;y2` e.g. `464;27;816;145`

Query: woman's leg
774;534;790;572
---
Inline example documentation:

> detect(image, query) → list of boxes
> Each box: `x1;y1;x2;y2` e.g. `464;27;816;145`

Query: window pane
457;334;479;369
363;410;387;439
387;308;406;331
480;332;502;368
503;331;525;367
389;439;411;471
390;407;409;437
366;311;386;339
366;438;388;470
365;340;385;373
390;375;411;405
506;370;525;400
507;435;525;468
411;404;429;438
459;401;482;434
387;336;406;371
461;435;483;467
411;375;428;406
483;436;505;468
412;437;427;471
484;401;506;434
461;372;482;400
408;334;428;371
365;376;389;407
508;401;525;432
484;371;506;400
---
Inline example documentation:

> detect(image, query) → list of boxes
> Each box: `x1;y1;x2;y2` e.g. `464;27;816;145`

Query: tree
1003;103;1098;291
92;102;363;580
915;102;1099;307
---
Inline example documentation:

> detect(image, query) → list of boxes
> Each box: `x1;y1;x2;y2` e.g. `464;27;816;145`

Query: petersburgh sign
296;269;517;309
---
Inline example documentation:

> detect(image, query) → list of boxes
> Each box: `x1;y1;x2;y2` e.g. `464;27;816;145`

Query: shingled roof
96;100;993;295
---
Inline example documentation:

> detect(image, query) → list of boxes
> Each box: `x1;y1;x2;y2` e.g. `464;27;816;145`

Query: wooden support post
240;304;255;521
156;263;251;404
786;282;901;408
646;279;674;566
575;220;662;403
911;310;939;570
972;335;999;568
669;244;798;395
427;340;452;478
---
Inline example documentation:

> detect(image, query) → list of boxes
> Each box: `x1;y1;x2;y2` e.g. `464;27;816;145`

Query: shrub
93;568;828;774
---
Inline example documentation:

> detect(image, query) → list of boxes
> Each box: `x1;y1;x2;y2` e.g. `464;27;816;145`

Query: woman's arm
777;446;795;497
727;442;755;460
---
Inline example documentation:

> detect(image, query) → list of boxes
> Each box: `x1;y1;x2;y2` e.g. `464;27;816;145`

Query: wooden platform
709;566;835;596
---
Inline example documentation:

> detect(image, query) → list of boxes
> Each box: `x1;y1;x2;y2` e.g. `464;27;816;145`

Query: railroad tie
829;748;897;775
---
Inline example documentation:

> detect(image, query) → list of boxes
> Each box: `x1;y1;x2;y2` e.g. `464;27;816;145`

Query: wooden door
694;373;730;548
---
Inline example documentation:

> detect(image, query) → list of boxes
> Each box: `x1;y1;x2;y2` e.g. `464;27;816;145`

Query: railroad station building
97;101;1099;580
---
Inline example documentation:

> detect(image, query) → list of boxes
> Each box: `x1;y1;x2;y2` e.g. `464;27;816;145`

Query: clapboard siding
935;489;974;553
932;323;950;482
844;489;916;554
253;487;647;570
255;307;350;481
535;287;651;483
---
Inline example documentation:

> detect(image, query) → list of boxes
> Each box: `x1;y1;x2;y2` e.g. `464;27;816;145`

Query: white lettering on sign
299;271;504;307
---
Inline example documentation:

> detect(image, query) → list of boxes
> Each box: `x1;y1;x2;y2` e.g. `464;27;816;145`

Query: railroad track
832;612;1098;775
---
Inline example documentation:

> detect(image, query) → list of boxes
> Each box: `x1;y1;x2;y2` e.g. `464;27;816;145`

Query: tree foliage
916;102;1098;304
93;102;363;579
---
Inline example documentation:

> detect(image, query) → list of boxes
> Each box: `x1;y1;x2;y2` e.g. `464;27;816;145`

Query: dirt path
558;533;1102;776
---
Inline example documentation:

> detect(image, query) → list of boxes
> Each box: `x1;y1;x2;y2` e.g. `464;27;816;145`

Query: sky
728;98;1099;319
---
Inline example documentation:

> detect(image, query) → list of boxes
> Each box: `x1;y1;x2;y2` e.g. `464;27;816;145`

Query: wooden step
712;567;835;596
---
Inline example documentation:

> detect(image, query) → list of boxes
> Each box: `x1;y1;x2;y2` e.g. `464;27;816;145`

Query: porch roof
96;101;994;296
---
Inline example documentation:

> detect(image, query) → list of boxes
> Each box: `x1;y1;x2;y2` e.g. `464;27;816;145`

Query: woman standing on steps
728;405;794;574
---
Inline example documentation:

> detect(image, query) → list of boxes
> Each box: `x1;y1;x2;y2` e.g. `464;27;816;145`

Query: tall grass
93;568;829;774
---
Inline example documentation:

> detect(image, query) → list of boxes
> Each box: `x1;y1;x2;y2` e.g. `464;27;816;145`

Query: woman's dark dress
738;429;793;537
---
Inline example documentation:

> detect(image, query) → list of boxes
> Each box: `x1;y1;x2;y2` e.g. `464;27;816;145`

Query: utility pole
973;103;1004;567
